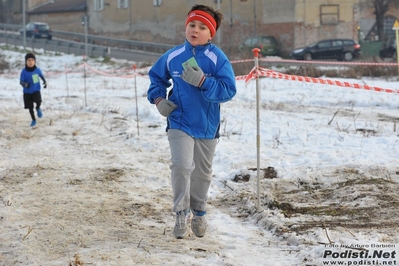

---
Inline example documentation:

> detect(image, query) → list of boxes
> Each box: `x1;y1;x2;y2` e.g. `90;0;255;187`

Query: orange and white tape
230;58;399;67
237;67;399;94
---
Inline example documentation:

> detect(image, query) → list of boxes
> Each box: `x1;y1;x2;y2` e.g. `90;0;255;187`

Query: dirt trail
1;108;299;266
1;101;398;266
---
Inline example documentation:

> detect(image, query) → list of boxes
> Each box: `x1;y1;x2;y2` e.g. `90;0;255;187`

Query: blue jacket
147;40;236;139
20;66;45;94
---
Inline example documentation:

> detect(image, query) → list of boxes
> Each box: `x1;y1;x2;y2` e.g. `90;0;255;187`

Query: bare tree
372;0;399;41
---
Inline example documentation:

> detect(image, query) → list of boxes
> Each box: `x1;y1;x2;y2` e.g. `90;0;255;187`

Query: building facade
2;0;399;58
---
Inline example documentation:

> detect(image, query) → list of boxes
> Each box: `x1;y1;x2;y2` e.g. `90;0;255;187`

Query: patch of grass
0;50;10;72
333;177;395;189
98;56;115;65
262;166;399;234
96;167;125;182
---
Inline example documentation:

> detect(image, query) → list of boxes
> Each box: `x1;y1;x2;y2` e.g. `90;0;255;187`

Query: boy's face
185;20;212;47
26;58;35;67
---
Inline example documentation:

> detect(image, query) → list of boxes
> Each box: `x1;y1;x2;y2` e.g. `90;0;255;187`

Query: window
94;0;104;11
37;24;50;30
318;41;330;48
261;36;277;45
244;37;257;46
332;40;343;47
320;5;339;25
13;0;22;13
343;40;355;46
383;16;396;41
118;0;128;9
153;0;162;6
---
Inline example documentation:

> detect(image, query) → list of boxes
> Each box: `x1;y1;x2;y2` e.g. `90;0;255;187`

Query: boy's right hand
21;82;30;88
155;97;177;117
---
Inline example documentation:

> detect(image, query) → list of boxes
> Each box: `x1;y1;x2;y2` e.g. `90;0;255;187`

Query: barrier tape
231;57;399;66
4;56;398;77
237;66;399;94
3;57;397;93
3;63;147;78
81;62;147;79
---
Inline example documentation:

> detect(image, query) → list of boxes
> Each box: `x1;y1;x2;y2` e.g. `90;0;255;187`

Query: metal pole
84;15;88;59
83;15;88;108
229;0;233;27
217;0;221;45
22;0;26;50
253;0;257;35
84;55;87;108
396;29;399;76
252;48;261;212
392;20;399;76
65;65;69;104
133;64;140;137
304;0;307;46
129;0;132;38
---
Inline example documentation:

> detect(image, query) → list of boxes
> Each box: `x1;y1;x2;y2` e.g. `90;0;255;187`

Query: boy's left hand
182;64;205;87
43;82;47;88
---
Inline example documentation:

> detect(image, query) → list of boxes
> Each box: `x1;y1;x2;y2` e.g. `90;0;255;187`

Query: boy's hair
25;52;36;62
188;4;224;31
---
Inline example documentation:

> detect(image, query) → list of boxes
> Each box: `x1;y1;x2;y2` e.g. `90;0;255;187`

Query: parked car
290;39;361;61
379;38;397;60
239;35;280;57
20;22;52;40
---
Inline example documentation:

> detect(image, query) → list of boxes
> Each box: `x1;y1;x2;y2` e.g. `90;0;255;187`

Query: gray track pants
167;129;217;213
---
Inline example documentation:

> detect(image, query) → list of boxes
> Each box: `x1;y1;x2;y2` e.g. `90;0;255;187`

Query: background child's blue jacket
148;40;236;139
20;67;45;94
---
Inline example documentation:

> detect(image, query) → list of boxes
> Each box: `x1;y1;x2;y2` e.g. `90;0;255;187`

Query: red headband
186;10;217;37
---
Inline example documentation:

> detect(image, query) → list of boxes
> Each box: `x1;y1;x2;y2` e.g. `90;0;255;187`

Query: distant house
84;0;363;57
27;0;87;34
3;0;399;58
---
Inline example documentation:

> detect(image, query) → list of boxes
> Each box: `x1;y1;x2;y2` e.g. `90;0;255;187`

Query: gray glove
42;78;47;88
20;81;30;88
182;63;205;87
155;97;177;117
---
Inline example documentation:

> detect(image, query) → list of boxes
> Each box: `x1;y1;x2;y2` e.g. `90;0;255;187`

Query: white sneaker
191;210;207;238
173;210;191;239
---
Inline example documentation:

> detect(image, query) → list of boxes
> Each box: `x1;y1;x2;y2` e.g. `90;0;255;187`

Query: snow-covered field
1;45;398;266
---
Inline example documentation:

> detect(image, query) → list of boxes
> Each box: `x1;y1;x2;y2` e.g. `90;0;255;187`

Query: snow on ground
0;45;399;266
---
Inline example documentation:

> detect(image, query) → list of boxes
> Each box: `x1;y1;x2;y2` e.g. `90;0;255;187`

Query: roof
28;0;87;15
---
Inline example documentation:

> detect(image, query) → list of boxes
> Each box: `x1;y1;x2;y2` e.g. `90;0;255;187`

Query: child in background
20;52;47;127
147;4;236;239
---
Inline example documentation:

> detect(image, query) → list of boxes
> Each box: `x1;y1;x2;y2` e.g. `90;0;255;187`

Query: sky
0;45;399;266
